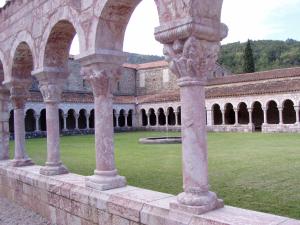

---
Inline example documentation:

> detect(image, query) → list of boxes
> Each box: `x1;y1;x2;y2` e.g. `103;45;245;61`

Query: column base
40;162;69;176
85;170;126;191
170;191;224;215
0;156;9;161
10;158;34;167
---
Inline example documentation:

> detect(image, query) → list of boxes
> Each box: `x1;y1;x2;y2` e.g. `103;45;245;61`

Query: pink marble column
278;107;283;125
155;16;227;213
234;108;239;125
4;80;33;166
33;69;68;175
79;55;126;191
0;87;10;160
294;106;299;124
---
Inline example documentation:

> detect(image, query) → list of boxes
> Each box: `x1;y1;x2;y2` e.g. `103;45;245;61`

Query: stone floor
0;197;51;225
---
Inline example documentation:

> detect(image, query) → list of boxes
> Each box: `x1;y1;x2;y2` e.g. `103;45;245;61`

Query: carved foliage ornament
39;83;63;103
81;65;121;97
163;36;220;86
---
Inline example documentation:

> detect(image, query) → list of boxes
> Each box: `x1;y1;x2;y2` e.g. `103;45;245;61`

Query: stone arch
282;99;296;124
118;109;126;127
39;7;86;68
212;104;222;125
224;103;235;125
66;109;76;130
9;110;14;133
9;41;34;83
0;50;8;82
158;108;166;126
252;101;264;131
141;109;147;127
148;108;156;126
238;102;249;124
25;109;36;132
177;106;181;126
59;109;64;131
167;107;176;126
267;100;279;124
89;109;95;129
127;110;133;127
39;109;46;131
78;109;87;129
8;31;37;80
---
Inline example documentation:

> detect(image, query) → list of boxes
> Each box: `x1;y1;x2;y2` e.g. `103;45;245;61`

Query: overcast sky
1;0;300;56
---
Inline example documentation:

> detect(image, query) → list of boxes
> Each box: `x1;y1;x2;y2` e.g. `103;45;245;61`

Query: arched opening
66;109;76;130
212;104;222;125
78;109;87;129
167;107;176;126
9;110;14;133
39;109;46;131
127;110;133;127
158;108;166;126
89;110;95;129
118;110;126;127
141;109;147;126
59;109;64;131
224;103;235;125
149;108;156;126
267;101;279;124
25;109;36;132
113;110;117;127
252;102;264;131
238;102;249;124
282;100;296;124
44;20;78;69
177;107;181;126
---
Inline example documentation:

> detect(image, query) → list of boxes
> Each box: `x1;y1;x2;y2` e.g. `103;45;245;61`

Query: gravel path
0;197;51;225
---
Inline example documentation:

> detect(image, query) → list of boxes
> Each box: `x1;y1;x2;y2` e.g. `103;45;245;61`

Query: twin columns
0;20;228;215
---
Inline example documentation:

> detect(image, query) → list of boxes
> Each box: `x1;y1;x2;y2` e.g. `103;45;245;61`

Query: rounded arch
167;107;176;126
118;109;126;127
39;7;86;68
66;109;76;130
148;108;156;126
9;31;37;78
177;106;181;126
212;104;222;125
39;109;47;131
89;109;95;129
267;100;279;124
158;108;166;126
78;109;87;129
0;50;8;82
237;102;249;124
127;109;133;127
25;109;36;132
224;103;235;125
140;109;147;127
282;99;296;124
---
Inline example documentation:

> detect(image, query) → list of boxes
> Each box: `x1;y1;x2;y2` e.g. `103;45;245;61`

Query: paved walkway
0;197;51;225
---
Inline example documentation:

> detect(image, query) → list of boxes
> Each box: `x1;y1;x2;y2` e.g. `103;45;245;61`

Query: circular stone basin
139;137;182;144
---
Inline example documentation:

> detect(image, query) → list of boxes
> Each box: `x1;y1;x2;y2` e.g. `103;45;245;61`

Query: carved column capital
4;79;30;109
81;64;121;98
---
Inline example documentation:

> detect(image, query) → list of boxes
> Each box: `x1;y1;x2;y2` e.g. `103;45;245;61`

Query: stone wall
0;161;297;225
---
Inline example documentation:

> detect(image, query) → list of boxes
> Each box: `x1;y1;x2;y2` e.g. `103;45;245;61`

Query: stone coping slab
0;160;299;225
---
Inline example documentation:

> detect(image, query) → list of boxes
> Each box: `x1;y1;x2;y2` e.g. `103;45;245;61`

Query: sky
1;0;300;56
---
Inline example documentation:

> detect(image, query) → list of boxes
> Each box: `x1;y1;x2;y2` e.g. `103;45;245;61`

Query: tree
243;40;255;73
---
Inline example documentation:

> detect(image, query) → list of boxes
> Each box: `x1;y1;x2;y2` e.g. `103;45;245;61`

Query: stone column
234;108;238;125
278;107;283;125
4;80;34;166
35;114;40;132
156;22;227;212
86;113;90;129
248;108;253;124
263;107;268;124
175;111;179;126
206;109;213;126
75;113;79;130
156;112;159;127
221;109;226;125
33;69;68;175
63;114;68;131
0;87;10;160
79;53;126;190
124;113;128;128
294;106;299;124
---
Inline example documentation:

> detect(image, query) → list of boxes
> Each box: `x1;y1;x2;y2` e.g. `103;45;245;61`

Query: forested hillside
219;39;300;74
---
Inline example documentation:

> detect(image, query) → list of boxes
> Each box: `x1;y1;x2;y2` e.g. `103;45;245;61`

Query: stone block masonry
0;161;298;225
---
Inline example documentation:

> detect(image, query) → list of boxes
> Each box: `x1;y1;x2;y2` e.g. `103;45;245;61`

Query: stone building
15;58;300;136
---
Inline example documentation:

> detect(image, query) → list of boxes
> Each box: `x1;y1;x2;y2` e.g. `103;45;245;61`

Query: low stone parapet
208;124;254;133
262;124;300;133
0;161;298;225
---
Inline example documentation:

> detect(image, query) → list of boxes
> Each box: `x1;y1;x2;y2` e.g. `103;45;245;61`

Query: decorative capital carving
163;36;220;87
4;79;30;109
32;68;68;103
81;64;121;98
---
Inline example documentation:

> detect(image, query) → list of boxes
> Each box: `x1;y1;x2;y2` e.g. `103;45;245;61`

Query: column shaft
0;91;10;160
279;108;283;124
295;107;299;124
222;110;225;125
234;109;238;125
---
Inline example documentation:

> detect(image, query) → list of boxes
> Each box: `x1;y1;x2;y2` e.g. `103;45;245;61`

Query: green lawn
9;131;300;219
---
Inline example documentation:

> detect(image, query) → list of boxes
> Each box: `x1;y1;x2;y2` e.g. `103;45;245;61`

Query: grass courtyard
9;131;300;219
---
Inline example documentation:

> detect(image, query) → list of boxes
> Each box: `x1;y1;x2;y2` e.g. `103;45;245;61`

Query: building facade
14;58;300;136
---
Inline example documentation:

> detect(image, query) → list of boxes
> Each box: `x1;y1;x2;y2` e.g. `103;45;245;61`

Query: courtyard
10;131;300;220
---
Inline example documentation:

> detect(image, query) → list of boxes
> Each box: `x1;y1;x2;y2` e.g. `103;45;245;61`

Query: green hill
219;39;300;74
